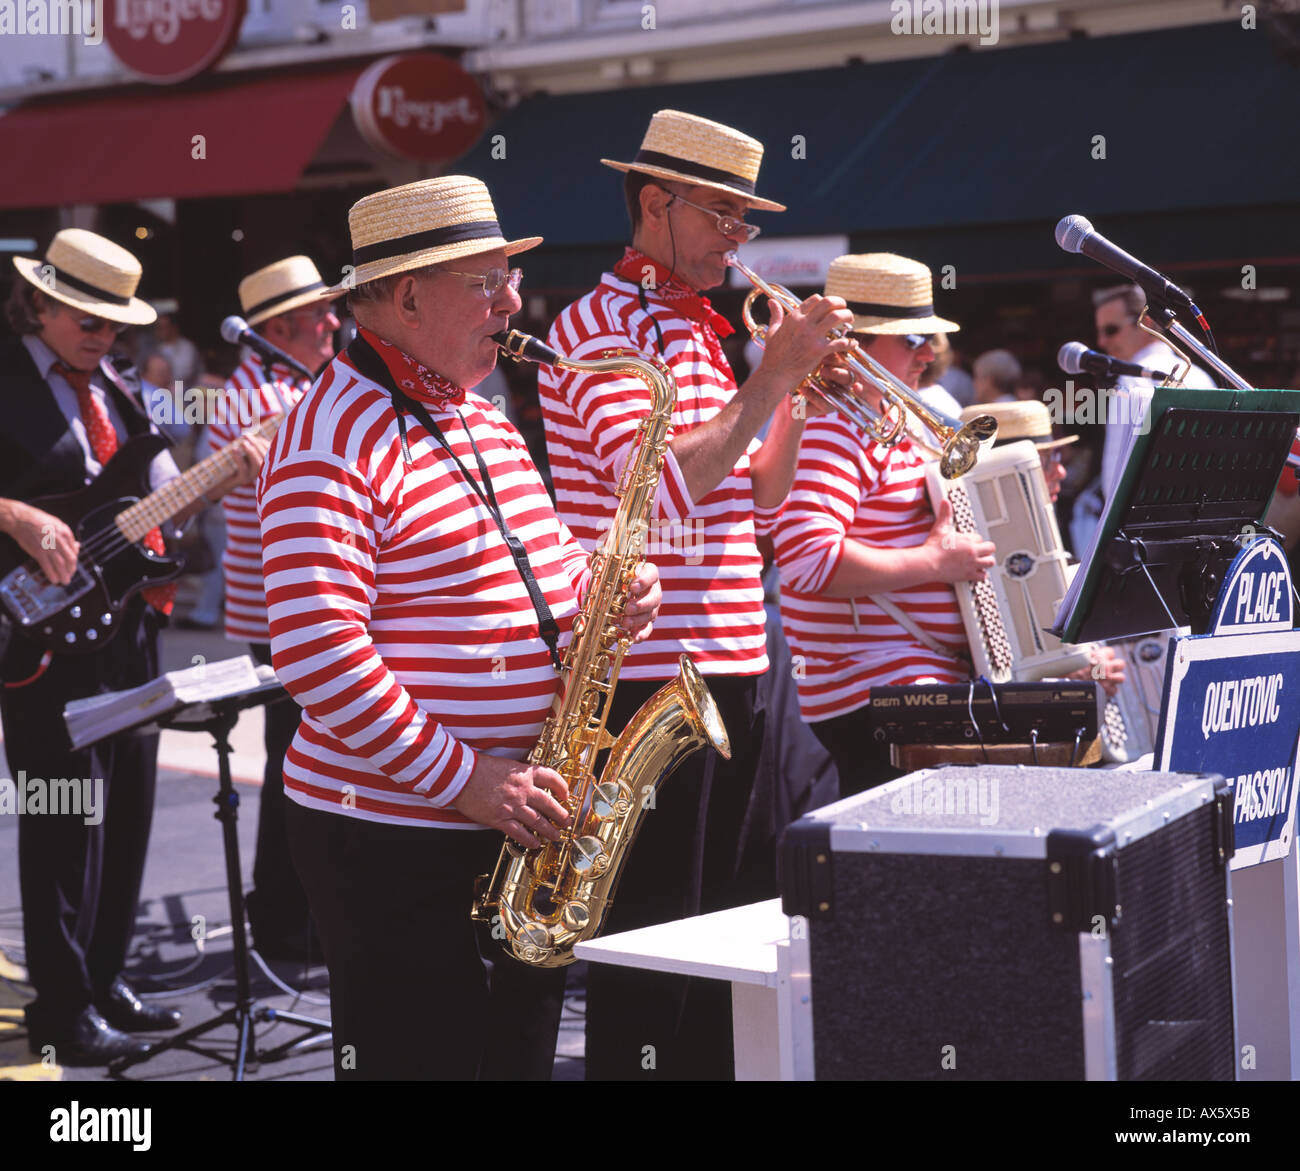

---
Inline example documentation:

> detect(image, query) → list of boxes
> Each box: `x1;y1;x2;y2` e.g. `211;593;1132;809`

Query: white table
575;899;812;1079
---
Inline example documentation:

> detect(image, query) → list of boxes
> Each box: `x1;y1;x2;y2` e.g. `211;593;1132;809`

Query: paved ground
0;600;586;1082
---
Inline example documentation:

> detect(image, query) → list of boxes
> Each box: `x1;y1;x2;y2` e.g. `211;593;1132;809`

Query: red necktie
55;362;175;616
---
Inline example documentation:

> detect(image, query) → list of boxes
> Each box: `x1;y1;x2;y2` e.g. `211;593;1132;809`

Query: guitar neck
114;414;283;543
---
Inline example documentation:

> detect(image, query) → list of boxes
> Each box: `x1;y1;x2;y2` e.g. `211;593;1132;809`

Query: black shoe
28;1007;153;1066
100;977;183;1032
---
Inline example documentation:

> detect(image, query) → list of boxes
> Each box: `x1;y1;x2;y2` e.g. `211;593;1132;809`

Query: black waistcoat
0;338;153;503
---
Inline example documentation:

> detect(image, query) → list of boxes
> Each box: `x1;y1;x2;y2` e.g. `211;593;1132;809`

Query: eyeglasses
902;333;937;351
1039;448;1064;468
1098;320;1135;339
77;314;129;337
441;267;524;299
665;193;761;243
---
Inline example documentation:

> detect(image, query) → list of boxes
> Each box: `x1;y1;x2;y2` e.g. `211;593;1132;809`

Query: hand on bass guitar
0;500;80;587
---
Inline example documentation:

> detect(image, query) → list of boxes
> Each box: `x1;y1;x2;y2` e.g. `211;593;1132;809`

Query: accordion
1096;630;1175;764
925;441;1092;685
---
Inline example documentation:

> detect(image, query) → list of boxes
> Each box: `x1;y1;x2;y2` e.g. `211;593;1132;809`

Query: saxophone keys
570;835;609;876
560;902;590;932
592;781;630;819
512;922;555;965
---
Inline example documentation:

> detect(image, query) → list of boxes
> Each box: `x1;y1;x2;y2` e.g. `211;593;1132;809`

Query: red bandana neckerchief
613;248;736;370
359;327;465;410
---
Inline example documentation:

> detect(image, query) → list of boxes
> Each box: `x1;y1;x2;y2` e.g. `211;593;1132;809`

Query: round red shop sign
352;53;487;163
105;0;247;84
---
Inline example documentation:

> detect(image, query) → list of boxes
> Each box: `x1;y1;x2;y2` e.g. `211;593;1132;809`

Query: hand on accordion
926;497;997;584
1067;645;1127;697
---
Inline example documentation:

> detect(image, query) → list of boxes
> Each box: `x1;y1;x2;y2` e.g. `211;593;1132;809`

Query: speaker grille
1112;804;1235;1080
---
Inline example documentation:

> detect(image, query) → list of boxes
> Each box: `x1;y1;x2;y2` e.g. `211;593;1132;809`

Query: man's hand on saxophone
618;561;662;644
452;757;572;848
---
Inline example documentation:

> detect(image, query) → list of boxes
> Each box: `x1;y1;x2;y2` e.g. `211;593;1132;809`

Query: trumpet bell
939;414;998;479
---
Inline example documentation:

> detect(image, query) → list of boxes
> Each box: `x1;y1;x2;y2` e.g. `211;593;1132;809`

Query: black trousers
286;800;565;1080
4;603;159;1038
809;705;903;799
245;642;312;943
583;673;768;1081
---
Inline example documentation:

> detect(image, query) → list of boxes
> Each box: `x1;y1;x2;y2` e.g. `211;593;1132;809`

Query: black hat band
632;150;757;195
245;280;327;319
352;221;503;268
44;264;131;306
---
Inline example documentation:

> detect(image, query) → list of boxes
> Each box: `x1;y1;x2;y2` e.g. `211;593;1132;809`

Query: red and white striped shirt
208;356;305;643
773;419;968;722
539;270;771;680
257;347;590;829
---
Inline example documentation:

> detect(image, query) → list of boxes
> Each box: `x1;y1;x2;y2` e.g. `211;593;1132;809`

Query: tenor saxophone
471;329;731;968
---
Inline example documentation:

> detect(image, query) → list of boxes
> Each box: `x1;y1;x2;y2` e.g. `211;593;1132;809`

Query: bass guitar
0;414;282;662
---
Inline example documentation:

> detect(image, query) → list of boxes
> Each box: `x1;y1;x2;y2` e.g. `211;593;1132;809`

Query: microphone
1054;215;1193;309
1057;341;1169;382
220;316;315;381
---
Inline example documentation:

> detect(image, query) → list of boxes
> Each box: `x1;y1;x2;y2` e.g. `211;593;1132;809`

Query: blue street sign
1155;539;1300;869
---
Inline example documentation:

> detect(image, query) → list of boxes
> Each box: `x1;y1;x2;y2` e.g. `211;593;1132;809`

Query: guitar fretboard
114;414;283;542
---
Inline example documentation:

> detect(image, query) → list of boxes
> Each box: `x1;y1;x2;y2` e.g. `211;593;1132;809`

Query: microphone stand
1144;304;1251;392
106;682;332;1080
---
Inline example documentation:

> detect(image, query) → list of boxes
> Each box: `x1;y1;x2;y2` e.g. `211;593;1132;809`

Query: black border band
47;265;131;307
245;280;327;319
633;149;757;195
353;221;502;268
846;300;935;319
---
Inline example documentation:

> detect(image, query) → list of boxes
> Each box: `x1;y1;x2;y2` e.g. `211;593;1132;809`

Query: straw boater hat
240;256;341;326
824;253;959;336
12;229;156;326
600;109;786;213
961;400;1077;451
325;175;542;295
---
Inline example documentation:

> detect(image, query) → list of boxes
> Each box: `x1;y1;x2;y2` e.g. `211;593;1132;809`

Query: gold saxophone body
471;329;732;968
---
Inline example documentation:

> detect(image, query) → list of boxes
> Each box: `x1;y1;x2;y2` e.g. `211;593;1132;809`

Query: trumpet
725;251;997;478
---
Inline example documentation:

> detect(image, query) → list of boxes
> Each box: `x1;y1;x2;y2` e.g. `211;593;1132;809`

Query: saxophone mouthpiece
492;329;562;368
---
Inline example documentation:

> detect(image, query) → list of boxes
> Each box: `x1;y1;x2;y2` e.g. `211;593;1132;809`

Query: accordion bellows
926;441;1092;685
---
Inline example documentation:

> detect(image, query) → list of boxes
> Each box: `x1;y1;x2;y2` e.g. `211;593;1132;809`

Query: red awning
0;63;362;210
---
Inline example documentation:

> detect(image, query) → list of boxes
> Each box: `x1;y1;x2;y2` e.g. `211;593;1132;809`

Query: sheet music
64;656;265;748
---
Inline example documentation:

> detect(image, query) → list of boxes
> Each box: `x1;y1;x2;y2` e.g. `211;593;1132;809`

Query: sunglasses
1098;320;1136;339
76;314;129;337
901;333;937;351
441;267;524;300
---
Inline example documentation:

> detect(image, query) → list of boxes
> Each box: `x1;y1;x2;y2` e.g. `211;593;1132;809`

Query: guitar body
0;434;183;661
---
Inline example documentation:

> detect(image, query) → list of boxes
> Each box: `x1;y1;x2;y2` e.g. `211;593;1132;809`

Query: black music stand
1055;391;1300;645
102;679;332;1080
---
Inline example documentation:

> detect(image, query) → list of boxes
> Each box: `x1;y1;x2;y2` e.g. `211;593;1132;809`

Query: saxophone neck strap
346;333;563;671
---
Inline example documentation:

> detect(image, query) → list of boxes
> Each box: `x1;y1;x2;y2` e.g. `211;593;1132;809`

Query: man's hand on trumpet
757;294;855;391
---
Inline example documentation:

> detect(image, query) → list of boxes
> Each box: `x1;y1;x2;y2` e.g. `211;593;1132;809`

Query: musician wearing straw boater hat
537;108;854;1081
256;176;661;1081
199;255;344;963
771;253;997;798
0;230;263;1065
961;399;1077;504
